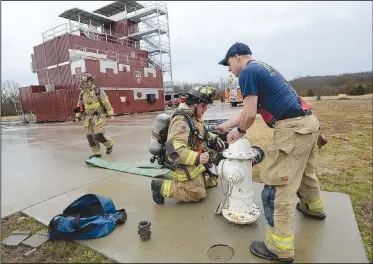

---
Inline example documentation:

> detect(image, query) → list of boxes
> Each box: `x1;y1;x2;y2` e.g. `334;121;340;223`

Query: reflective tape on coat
85;102;101;110
185;150;198;165
95;117;106;126
169;164;206;181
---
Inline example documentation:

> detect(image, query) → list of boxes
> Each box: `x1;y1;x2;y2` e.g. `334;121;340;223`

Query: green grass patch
1;212;114;263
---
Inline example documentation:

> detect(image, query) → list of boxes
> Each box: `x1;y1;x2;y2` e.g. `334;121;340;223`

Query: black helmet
182;85;216;105
80;72;94;83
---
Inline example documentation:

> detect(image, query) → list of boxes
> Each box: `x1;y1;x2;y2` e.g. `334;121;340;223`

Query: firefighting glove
252;146;265;166
216;137;225;151
204;174;218;188
317;132;327;150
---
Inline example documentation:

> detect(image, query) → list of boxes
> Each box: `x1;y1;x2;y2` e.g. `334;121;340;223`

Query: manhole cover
207;244;234;262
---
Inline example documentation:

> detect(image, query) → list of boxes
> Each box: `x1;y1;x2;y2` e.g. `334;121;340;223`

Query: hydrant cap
223;137;258;160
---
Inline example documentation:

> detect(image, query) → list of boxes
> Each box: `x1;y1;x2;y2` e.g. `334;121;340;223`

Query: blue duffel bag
48;194;127;240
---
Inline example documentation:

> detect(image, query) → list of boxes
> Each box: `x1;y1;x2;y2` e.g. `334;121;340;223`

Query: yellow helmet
182;85;217;105
80;72;94;83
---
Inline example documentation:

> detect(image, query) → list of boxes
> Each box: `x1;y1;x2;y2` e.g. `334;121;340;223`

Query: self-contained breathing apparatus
149;86;223;180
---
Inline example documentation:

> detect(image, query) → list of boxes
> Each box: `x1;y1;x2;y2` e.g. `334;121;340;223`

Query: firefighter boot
95;134;114;155
250;241;294;263
89;153;102;159
296;201;326;220
105;139;114;155
151;180;165;204
87;135;102;159
296;192;326;220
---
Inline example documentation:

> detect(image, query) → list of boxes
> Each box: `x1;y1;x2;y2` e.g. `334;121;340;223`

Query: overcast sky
1;1;372;87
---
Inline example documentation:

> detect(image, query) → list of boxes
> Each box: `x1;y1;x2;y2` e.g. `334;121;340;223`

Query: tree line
171;71;373;99
1;81;20;117
289;71;373;97
1;71;372;116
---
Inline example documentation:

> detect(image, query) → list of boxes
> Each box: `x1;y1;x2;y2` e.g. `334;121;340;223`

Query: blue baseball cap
218;42;252;66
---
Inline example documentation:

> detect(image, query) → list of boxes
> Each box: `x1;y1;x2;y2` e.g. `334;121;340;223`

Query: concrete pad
2;231;31;246
23;174;368;263
1;106;240;217
22;232;49;248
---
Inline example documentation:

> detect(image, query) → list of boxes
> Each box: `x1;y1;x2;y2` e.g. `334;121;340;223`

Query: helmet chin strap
83;82;92;89
193;104;198;117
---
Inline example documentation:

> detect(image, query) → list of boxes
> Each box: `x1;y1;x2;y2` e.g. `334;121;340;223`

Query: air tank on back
149;111;174;164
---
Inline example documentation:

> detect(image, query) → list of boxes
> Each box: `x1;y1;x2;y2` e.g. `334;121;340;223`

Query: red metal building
19;1;174;122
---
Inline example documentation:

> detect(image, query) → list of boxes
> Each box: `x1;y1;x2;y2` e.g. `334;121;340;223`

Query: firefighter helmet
80;72;94;83
182;85;217;105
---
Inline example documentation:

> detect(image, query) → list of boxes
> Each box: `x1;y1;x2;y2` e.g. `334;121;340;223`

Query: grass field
1;97;372;262
248;97;372;262
1;212;114;263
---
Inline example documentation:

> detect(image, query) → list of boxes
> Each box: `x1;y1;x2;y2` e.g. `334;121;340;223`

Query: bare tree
218;77;228;91
1;80;20;116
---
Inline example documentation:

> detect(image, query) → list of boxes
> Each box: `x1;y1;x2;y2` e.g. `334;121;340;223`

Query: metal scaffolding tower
93;1;175;99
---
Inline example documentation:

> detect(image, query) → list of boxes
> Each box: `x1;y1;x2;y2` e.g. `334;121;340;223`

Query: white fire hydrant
216;137;261;225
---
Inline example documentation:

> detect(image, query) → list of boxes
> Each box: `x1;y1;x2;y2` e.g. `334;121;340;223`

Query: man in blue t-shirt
217;42;326;263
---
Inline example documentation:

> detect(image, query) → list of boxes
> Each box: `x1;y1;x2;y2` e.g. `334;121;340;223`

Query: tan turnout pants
161;173;217;202
85;115;114;155
260;114;325;258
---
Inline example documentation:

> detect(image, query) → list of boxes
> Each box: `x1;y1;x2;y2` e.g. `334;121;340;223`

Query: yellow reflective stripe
307;198;323;211
185;151;198;165
95;118;106;126
85;102;101;109
161;180;172;197
169;164;205;181
265;228;294;250
190;151;198;164
101;99;113;113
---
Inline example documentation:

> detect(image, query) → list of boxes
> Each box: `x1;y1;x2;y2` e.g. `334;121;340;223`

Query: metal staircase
121;1;174;97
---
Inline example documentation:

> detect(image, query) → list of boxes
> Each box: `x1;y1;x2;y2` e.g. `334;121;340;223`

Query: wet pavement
2;103;369;262
1;104;237;217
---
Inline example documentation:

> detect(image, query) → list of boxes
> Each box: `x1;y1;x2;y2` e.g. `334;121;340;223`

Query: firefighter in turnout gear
151;86;226;204
218;42;327;263
74;72;115;159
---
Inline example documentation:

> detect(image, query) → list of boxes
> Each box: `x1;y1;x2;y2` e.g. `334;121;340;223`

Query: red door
118;90;130;113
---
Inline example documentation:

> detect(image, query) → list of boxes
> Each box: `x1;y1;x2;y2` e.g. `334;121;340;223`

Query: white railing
41;22;149;52
127;1;167;19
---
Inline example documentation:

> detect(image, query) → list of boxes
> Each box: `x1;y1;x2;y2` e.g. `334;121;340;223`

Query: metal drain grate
207;244;234;262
